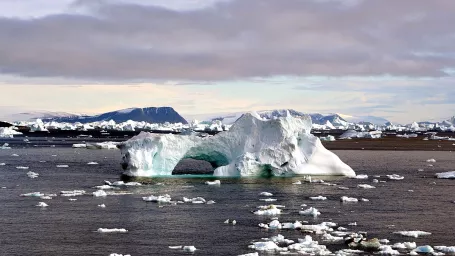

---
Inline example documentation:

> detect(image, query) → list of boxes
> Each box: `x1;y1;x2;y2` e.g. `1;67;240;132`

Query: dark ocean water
1;143;455;256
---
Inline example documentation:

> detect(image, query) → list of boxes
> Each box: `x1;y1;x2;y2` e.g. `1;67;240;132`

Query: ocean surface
1;139;455;256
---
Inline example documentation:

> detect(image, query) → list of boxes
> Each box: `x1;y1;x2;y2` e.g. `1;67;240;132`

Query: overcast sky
0;0;454;123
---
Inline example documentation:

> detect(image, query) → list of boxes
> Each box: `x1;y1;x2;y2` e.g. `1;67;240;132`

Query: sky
0;0;454;123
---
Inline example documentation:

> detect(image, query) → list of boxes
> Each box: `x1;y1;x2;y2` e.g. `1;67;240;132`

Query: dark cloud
1;0;455;81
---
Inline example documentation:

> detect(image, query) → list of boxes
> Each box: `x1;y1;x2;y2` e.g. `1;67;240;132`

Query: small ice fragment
299;207;321;217
259;192;273;196
12;154;19;157
56;165;69;168
338;186;350;190
259;198;277;202
386;174;404;180
372;179;379;183
0;163;5;166
377;245;400;255
16;166;29;170
40;196;52;200
392;242;416;250
393;231;431;238
143;194;172;203
426;159;436;163
96;185;114;190
206;200;216;204
232;220;236;225
169;246;182;249
182;246;197;252
27;171;39;178
353;174;368;179
237;253;258;256
36;202;48;207
418;168;424;172
98;204;106;208
109;254;131;256
68;198;77;201
87;162;98;165
224;219;230;224
435;171;455;179
361;198;369;202
341;196;358;202
414;245;434;253
97;228;128;233
60;190;85;196
253;205;282;215
434;246;455;253
93;190;107;197
358;184;375;189
310;196;327;201
348;222;357;226
292;180;302;185
205;180;220;185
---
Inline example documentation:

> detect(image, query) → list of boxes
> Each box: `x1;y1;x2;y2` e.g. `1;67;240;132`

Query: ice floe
309;196;327;201
87;162;99;165
204;180;221;185
143;194;172;203
60;190;86;196
357;184;375;189
92;190;107;197
426;159;436;163
393;231;431;238
299;207;321;217
254;205;282;215
340;196;358;202
26;171;39;178
386;174;404;180
259;192;273;196
435;171;455;179
36;202;48;207
16;166;29;170
98;204;106;208
97;228;128;233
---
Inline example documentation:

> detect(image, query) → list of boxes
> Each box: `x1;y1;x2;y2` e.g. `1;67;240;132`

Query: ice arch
120;112;355;177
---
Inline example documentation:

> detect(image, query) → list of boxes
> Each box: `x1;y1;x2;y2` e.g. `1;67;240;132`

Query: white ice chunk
182;246;197;252
36;202;48;207
353;174;368;179
340;196;358;202
143;194;172;203
205;180;221;185
435;171;455;179
16;166;29;170
299;207;321;217
93;190;108;197
377;245;400;255
87;162;99;165
392;242;416;250
357;184;375;189
254;205;282;215
56;165;69;168
434;246;455;253
386;174;404;180
394;231;431;238
426;159;436;163
413;245;434;253
309;196;327;201
97;228;128;233
27;171;39;178
98;204;106;208
259;192;273;196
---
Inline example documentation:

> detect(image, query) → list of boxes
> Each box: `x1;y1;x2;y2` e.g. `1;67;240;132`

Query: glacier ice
120;112;355;177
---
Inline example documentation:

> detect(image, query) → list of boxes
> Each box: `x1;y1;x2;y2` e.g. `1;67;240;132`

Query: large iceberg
119;112;355;177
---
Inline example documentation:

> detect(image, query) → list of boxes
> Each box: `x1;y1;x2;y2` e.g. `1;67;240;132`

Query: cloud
0;0;454;81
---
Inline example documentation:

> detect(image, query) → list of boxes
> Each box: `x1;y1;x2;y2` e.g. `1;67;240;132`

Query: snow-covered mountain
46;107;188;124
338;114;390;126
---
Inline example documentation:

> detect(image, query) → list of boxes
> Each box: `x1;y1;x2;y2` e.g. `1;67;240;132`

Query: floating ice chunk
268;220;282;229
392;242;416;250
182;246;197;252
299;207;321;217
341;196;358;202
322;233;344;243
182;197;206;204
361;198;369;202
288;235;332;254
434;246;455;253
16;166;29;170
205;180;221;185
68;198;77;201
143;194;172;203
292;180;302;185
357;184;375;189
348;222;357;226
417;168;424;172
259;192;273;196
97;228;128;233
353;174;368;179
87;162;98;165
339;186;350;190
386;174;404;180
56;165;69;168
237;253;258;256
413;245;434;253
394;231;431;238
27;171;39;178
372;179;379;183
435;171;455;179
40;196;53;200
169;246;183;249
96;185;115;190
232;220;236;225
21;192;44;197
98;204;106;208
206;200;216;204
254;205;282;215
93;190;108;197
109;254;131;256
259;198;277;202
60;190;85;196
426;159;436;163
72;144;87;148
248;241;279;251
309;196;327;201
377;245;400;255
0;163;5;166
12;154;19;157
36;202;48;207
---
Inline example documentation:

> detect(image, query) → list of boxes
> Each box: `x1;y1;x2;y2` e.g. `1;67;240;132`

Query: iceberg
120;112;355;177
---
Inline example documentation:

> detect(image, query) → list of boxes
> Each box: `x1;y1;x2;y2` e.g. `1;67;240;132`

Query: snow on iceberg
120;112;355;177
